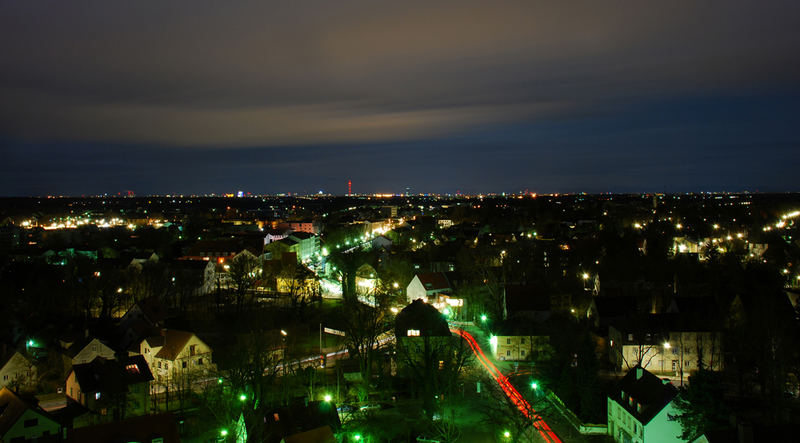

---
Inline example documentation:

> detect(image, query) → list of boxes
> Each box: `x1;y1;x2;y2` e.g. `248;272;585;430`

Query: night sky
2;1;800;196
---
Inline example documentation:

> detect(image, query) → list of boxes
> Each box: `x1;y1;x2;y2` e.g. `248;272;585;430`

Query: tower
348;179;352;196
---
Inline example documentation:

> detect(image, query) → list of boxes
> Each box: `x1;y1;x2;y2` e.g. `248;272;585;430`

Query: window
521;338;526;344
126;364;140;374
627;333;634;341
628;396;633;407
95;392;101;400
438;360;444;370
190;345;197;356
198;358;204;365
672;347;678;355
506;350;511;356
506;338;511;345
521;350;526;356
182;361;187;369
2;375;7;381
637;403;642;413
407;329;420;337
158;361;162;369
24;418;38;428
672;360;678;371
621;390;625;400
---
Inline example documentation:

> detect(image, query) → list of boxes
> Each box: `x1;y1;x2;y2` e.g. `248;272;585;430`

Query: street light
323;394;332;402
530;381;538;390
582;273;590;280
503;430;511;438
663;342;671;349
239;394;247;402
480;314;488;322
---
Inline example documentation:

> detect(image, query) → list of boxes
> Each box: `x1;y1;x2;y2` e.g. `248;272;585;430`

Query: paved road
452;328;563;443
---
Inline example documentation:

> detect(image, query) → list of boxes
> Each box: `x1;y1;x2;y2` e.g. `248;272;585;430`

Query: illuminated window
407;329;420;337
438;360;444;370
95;392;101;400
125;364;139;374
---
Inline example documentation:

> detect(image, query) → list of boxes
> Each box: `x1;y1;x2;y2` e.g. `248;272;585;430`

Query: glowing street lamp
582;273;590;280
220;429;229;437
663;342;671;349
530;381;538;390
503;430;511;438
480;314;488;322
239;394;247;402
323;394;332;402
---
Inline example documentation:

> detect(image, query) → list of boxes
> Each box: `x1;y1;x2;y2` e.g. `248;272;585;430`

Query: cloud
1;1;800;147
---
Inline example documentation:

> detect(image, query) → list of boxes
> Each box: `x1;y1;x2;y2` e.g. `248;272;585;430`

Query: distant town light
280;330;288;336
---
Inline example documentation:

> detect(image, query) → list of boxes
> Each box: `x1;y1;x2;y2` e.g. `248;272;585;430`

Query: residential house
608;314;723;378
65;355;153;420
117;297;167;351
264;400;340;443
502;284;551;323
0;387;62;442
0;352;37;391
66;412;180;443
67;337;116;365
406;273;462;313
492;320;551;362
138;329;213;391
607;366;682;443
171;259;216;296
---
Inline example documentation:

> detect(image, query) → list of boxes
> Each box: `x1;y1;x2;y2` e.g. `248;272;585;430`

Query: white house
138;329;213;388
0;352;36;390
68;338;116;365
406;272;451;304
607;366;684;443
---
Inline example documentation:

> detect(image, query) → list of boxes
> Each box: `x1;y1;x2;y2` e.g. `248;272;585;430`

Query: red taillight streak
452;329;562;443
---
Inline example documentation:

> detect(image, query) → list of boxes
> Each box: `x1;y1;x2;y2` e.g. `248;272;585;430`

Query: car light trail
452;329;562;443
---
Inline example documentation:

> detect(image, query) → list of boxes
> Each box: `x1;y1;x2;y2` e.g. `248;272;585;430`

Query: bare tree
227;252;259;316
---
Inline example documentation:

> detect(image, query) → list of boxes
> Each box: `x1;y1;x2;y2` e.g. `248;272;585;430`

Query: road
453;328;563;443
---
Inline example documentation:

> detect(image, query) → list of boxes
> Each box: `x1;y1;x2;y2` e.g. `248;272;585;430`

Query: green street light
503;430;511;438
220;429;229;437
530;381;538;390
353;434;362;441
323;394;332;402
480;314;487;322
217;377;224;384
239;394;247;401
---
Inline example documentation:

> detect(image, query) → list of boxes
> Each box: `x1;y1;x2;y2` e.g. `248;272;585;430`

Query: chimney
636;367;643;380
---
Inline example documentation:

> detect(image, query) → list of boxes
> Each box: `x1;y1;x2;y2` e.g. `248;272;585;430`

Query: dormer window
629;396;634;407
125;364;140;374
621;390;625;400
637;403;642;413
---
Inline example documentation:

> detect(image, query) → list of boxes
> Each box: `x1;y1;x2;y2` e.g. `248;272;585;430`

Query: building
491;320;551;362
607;366;683;443
0;351;37;391
67;337;116;365
608;314;723;378
65;355;153;420
0;387;62;442
138;329;213;390
406;272;457;309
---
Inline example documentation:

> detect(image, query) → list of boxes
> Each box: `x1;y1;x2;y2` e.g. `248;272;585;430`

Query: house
66;412;180;443
0;387;62;442
370;235;392;251
171;259;216;296
117;297;168;351
0;351;37;391
608;314;723;378
65;355;153;419
138;329;213;389
264;400;340;443
406;272;463;314
607;366;682;443
66;337;116;365
491;320;551;362
502;284;551;322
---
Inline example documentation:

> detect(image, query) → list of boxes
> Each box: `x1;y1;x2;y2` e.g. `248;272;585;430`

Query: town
1;192;798;442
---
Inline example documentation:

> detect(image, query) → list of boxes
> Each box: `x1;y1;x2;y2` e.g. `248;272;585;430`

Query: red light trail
452;329;562;443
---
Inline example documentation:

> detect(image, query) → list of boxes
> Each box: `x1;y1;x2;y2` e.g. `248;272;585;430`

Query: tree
670;369;729;440
338;296;390;385
474;372;551;443
227;251;259;315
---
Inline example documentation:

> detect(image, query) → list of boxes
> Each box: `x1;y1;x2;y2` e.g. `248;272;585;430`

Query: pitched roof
66;412;180;443
504;284;550;312
71;355;153;394
610;366;678;425
0;387;55;437
395;299;451;337
415;272;451;291
147;330;195;361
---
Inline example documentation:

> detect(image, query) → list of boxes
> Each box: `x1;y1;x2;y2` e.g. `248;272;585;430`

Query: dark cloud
1;1;799;194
